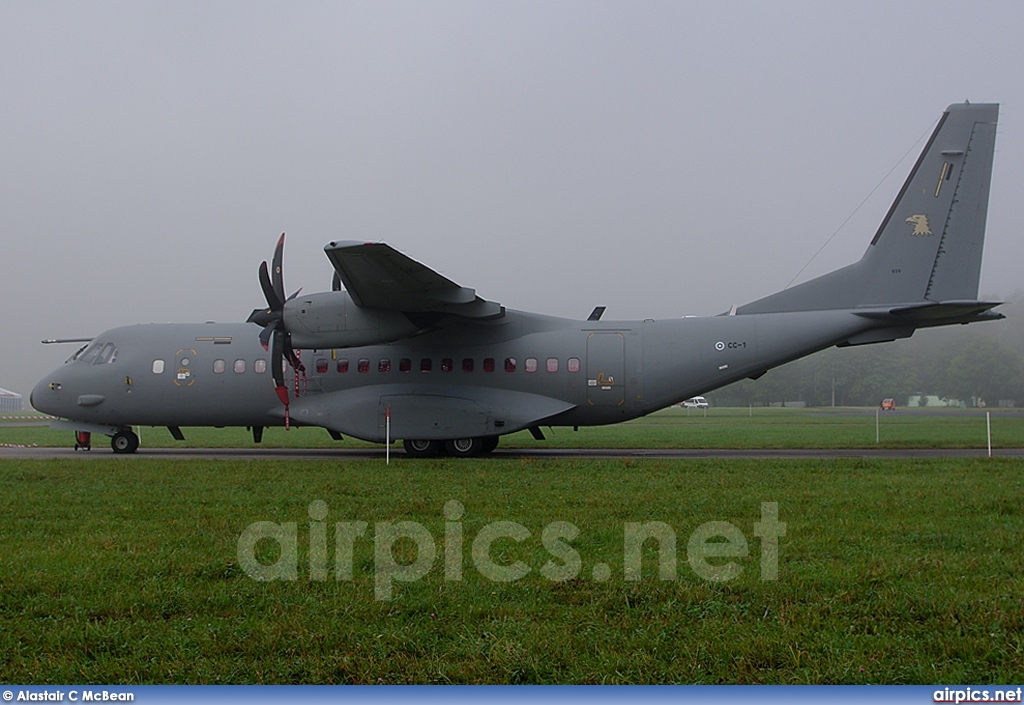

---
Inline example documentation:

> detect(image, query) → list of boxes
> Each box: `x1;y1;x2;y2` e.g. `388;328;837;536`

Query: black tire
403;439;443;458
444;437;485;458
481;436;500;454
111;429;140;454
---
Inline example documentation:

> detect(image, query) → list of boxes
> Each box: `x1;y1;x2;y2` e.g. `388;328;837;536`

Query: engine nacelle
283;291;420;349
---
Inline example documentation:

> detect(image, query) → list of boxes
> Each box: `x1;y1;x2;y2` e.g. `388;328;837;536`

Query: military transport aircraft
31;102;1003;456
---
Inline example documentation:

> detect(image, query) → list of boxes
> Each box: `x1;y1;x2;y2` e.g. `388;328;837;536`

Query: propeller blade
283;334;303;371
271;330;285;389
251;234;298;412
258;322;275;351
258;261;283;312
275;385;290;407
271;232;286;308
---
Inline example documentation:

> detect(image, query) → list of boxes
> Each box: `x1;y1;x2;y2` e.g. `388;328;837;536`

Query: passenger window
379;358;391;373
525;358;538;373
316;358;329;374
568;357;580;373
399;358;412;373
152;359;165;374
441;358;453;372
337;359;349;373
483;357;495;373
462;358;474;372
254;359;267;374
420;358;432;372
547;358;558;372
213;359;226;374
504;357;516;372
358;359;370;373
233;359;246;374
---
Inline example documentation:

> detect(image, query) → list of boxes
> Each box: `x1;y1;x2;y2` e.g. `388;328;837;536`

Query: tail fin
739;102;999;314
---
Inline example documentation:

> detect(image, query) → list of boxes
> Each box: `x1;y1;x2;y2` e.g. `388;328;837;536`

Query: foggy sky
2;1;1022;399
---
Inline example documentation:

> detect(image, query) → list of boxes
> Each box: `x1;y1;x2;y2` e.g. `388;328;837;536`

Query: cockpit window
95;343;117;365
77;342;103;365
77;342;117;365
66;344;89;364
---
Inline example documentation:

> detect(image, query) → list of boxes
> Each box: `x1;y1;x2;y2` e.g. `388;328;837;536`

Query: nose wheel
111;429;140;454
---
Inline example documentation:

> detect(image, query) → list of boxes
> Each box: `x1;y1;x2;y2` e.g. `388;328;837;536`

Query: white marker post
386;407;391;465
875;407;880;444
987;411;992;458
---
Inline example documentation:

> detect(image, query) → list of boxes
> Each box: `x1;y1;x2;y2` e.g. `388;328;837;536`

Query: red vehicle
880;398;896;411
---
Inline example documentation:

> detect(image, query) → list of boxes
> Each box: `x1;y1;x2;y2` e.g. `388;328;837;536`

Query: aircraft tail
738;102;999;315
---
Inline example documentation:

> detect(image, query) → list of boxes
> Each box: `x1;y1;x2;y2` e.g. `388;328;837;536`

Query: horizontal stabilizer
853;300;1004;326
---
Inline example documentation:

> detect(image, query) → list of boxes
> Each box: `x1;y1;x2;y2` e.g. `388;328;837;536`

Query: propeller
247;233;303;410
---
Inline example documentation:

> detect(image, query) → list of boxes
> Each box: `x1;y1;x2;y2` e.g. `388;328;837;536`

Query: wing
324;241;504;319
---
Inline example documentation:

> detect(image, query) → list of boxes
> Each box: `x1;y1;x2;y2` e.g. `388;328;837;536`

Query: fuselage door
586;332;625;406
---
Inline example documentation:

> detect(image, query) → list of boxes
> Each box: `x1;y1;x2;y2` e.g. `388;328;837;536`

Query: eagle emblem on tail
906;214;932;236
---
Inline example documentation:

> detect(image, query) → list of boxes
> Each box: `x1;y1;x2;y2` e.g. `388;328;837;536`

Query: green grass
2;456;1023;683
3;406;1024;450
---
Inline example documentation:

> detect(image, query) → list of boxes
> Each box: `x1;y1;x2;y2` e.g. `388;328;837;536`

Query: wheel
481;436;500;454
444;437;485;458
403;439;443;458
111;429;140;454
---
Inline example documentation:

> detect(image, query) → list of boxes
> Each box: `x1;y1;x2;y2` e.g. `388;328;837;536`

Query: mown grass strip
1;457;1022;683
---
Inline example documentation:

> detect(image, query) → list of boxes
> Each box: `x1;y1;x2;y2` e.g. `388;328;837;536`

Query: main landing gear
403;436;500;458
111;428;140;454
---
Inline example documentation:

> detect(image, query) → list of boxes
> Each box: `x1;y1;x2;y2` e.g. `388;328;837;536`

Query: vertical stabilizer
738;102;999;314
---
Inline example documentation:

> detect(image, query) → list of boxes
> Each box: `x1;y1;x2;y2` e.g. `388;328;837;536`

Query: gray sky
2;1;1022;399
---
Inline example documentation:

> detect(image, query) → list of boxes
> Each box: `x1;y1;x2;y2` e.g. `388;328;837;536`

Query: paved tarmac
2;445;1022;461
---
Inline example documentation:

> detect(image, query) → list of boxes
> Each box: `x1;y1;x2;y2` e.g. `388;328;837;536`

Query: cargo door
586;332;625;406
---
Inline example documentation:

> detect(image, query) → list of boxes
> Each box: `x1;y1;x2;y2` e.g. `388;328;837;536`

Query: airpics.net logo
236;500;786;600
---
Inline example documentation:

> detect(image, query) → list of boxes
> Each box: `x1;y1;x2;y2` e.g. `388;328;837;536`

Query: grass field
2;452;1023;683
3;406;1024;450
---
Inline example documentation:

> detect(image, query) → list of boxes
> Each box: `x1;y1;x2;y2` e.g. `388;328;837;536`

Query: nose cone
31;374;64;416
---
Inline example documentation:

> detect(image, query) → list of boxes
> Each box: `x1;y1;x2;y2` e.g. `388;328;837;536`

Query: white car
682;396;709;409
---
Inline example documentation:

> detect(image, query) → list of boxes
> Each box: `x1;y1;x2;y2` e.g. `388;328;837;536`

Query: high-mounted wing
324;241;504;319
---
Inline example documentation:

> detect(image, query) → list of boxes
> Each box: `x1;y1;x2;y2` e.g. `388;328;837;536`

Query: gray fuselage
32;307;874;443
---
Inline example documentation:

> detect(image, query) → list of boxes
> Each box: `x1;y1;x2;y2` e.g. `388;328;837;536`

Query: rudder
739;102;999;314
861;101;998;304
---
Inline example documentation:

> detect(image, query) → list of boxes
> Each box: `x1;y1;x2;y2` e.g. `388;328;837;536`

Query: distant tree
940;336;1023;405
709;302;1023;407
